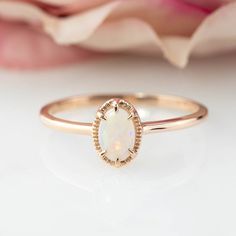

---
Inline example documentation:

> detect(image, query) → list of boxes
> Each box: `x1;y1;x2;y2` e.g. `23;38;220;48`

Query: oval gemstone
98;108;135;162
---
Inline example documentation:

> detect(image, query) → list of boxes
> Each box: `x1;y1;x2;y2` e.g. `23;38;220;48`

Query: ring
40;94;208;167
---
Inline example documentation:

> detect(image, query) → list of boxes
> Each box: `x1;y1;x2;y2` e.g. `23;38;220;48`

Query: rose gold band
40;93;208;135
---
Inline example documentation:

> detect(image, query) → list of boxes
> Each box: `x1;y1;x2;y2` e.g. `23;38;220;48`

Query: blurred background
0;0;236;235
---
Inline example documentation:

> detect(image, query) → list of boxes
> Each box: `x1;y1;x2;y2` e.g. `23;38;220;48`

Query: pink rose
0;0;236;69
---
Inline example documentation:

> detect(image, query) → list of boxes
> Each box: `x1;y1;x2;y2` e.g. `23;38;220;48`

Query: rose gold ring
40;94;208;167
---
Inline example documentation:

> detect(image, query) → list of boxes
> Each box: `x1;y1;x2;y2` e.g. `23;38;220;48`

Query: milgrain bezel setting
92;98;142;167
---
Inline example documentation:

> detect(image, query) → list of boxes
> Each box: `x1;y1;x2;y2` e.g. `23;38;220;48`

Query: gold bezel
92;98;142;167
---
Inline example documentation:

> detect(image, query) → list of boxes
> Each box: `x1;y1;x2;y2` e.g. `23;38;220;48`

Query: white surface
0;55;236;236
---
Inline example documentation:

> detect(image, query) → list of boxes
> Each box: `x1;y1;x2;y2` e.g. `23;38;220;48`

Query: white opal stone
98;108;135;161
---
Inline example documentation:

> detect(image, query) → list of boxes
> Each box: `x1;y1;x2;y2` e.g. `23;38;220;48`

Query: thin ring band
40;93;208;135
40;93;208;167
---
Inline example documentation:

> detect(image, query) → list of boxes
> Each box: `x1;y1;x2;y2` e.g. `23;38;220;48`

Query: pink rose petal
0;20;94;69
0;0;236;69
109;0;208;37
18;0;111;16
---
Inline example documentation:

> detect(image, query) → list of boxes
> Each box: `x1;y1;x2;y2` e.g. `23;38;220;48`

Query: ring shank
40;94;208;135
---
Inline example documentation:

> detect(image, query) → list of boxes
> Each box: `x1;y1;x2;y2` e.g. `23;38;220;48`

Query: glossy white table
0;55;235;236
